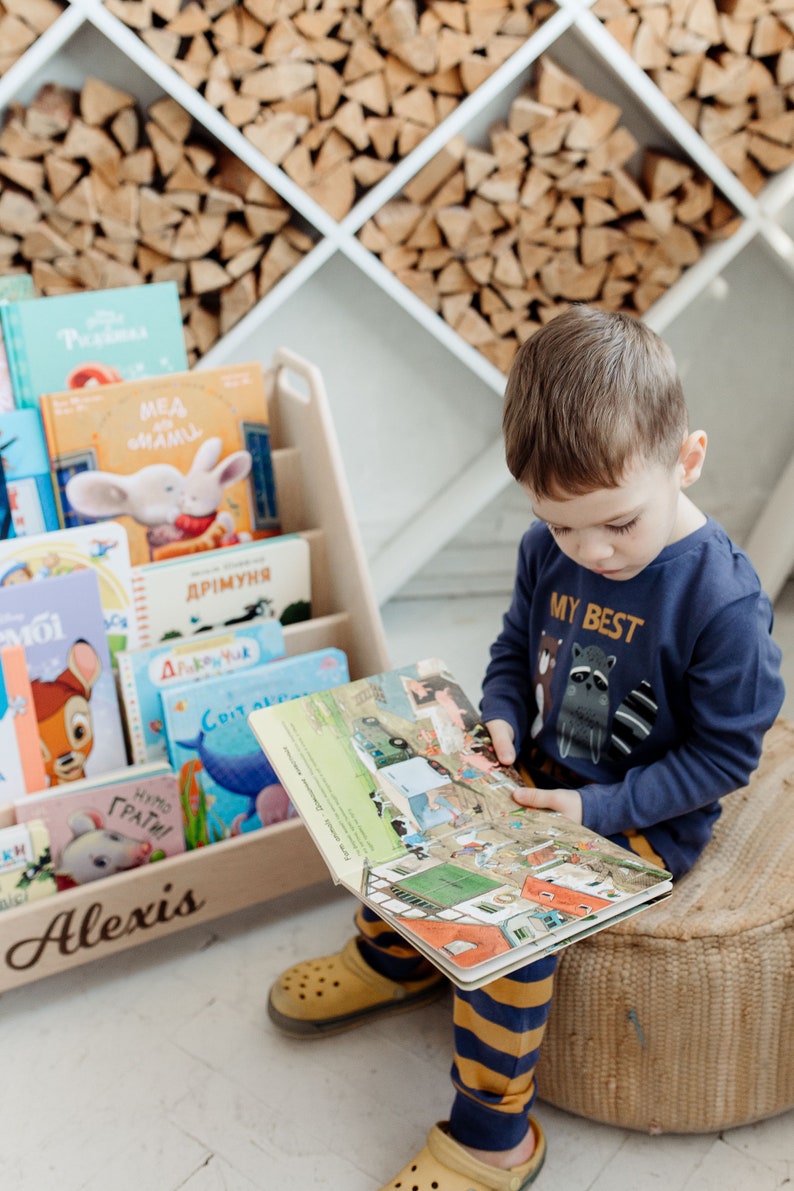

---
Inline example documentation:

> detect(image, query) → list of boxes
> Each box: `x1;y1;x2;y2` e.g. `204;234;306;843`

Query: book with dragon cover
248;658;673;990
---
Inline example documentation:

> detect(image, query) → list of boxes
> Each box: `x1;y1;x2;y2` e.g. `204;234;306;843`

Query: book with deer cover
0;568;128;787
0;274;35;414
161;647;349;847
117;618;286;765
0;520;137;659
14;763;184;890
131;533;311;648
0;644;47;804
247;658;674;990
0;280;187;410
39;361;280;566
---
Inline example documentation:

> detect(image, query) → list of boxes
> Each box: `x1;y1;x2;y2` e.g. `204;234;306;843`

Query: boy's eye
547;524;570;537
608;516;640;536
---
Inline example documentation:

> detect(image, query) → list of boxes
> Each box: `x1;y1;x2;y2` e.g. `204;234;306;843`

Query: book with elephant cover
0;280;187;410
39;361;280;567
14;763;185;891
247;658;674;990
0;568;128;786
160;647;349;848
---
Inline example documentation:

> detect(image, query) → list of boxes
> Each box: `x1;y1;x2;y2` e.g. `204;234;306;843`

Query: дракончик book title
248;658;673;990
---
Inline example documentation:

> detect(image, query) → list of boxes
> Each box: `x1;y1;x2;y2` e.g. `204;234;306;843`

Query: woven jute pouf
536;717;794;1134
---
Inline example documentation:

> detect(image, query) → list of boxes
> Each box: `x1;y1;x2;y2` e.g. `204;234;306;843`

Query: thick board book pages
161;647;350;846
0;644;48;803
0;520;137;659
0;407;59;538
0;273;35;414
14;763;185;890
131;533;310;648
0;280;187;410
117;618;286;765
0;568;128;785
39;361;280;566
248;658;674;991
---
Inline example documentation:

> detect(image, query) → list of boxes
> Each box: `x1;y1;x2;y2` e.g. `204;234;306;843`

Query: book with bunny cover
161;647;349;846
0;281;187;411
0;644;47;804
39;361;280;567
14;763;185;890
0;569;128;787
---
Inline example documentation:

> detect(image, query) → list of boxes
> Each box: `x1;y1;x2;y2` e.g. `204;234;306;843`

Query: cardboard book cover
0;520;137;659
14;763;185;890
0;280;187;410
248;658;674;990
131;533;310;648
161;647;350;847
39;361;280;567
117;618;286;765
0;569;128;787
0;274;35;415
0;819;57;912
0;408;59;539
0;644;47;804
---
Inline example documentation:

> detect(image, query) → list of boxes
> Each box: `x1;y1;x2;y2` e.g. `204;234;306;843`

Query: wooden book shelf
0;348;391;992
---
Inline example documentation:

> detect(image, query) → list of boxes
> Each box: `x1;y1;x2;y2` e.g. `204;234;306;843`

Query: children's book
39;361;280;566
117;618;286;765
247;658;674;991
0;521;137;659
0;274;35;414
0;408;59;538
161;647;350;847
0;280;187;410
14;763;185;890
0;819;57;911
0;645;47;804
0;569;128;787
131;533;310;648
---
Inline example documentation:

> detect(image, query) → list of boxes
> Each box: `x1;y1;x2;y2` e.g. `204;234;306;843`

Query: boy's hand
485;719;516;766
512;785;584;824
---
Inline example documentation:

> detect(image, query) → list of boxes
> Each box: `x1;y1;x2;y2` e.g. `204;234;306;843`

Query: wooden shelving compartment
0;348;391;992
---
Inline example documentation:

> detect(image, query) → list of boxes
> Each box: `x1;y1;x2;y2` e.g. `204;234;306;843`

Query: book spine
0;305;33;409
1;645;46;794
117;653;147;765
131;569;152;649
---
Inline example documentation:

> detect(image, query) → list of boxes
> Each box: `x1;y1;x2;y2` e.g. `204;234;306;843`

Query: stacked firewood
358;57;739;373
106;0;556;219
594;0;794;193
0;0;63;78
0;79;314;362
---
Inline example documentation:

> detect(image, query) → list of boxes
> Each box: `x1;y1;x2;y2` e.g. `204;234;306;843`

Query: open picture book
248;658;673;989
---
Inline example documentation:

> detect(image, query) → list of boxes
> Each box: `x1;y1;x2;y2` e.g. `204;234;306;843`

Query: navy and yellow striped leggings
355;822;669;1152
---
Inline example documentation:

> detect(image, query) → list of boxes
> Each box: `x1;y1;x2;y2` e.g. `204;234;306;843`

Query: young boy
268;306;785;1190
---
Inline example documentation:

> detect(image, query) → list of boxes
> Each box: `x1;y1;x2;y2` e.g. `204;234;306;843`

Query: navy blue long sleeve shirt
481;517;785;877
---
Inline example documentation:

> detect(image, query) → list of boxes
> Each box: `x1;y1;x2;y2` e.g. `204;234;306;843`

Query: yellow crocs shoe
379;1119;547;1191
268;937;447;1038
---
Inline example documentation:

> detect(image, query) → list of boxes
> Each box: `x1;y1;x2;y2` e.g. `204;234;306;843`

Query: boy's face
526;457;695;582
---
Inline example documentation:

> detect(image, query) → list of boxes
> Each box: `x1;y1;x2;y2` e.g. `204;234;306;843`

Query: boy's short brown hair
503;305;688;498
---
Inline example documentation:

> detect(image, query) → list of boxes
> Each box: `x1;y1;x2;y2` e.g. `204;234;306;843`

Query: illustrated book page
0;280;187;410
39;361;280;566
117;618;286;765
248;658;673;990
14;763;185;890
130;533;311;648
161;647;350;847
0;407;59;539
0;819;57;911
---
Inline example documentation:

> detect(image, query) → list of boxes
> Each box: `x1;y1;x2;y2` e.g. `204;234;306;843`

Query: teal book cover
0;408;59;538
162;647;349;846
0;274;35;415
0;281;188;410
117;618;286;765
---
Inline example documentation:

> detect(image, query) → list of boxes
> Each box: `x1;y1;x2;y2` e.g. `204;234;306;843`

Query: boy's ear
679;430;707;489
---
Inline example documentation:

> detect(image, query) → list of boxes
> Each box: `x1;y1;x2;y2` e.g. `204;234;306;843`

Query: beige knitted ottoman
536;717;794;1134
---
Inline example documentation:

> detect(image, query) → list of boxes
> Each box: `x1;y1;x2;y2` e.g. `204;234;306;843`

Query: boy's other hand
485;719;516;766
512;785;583;824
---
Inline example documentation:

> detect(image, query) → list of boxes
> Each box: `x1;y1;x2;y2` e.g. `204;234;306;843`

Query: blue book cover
0;274;35;415
161;647;349;846
117;618;287;765
0;408;59;538
0;568;128;786
0;281;187;410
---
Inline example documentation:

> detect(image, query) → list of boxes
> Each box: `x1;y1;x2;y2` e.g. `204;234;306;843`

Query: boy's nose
577;533;614;564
